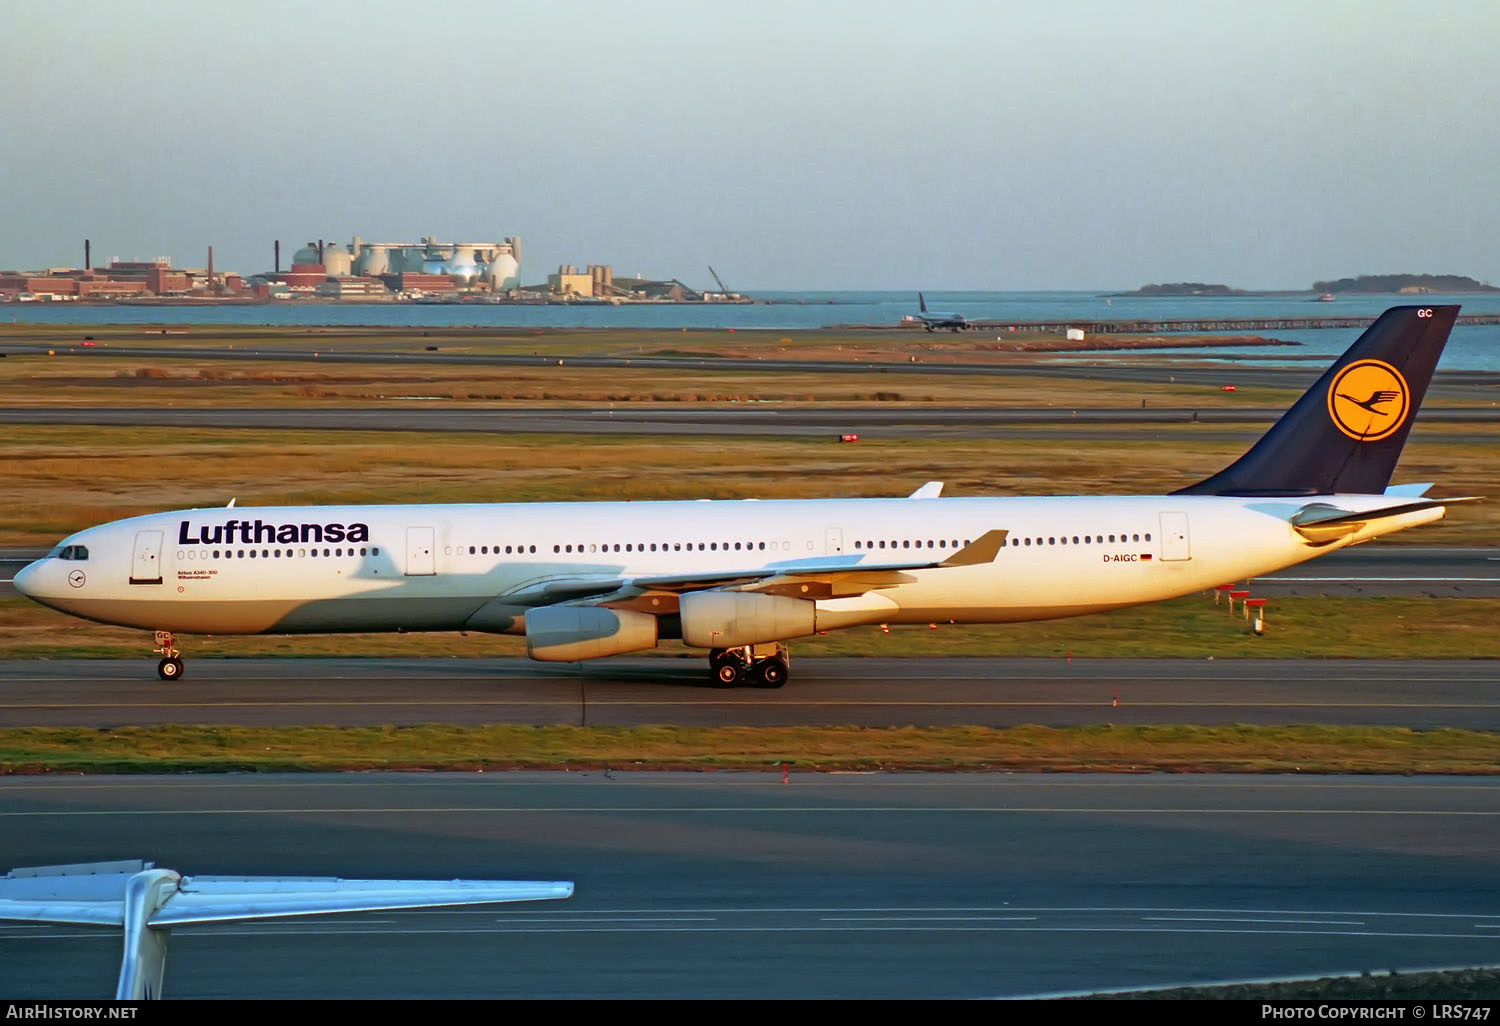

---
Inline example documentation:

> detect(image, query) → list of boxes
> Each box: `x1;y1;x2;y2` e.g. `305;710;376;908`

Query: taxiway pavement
3;773;1498;999
1;403;1496;439
2;657;1496;729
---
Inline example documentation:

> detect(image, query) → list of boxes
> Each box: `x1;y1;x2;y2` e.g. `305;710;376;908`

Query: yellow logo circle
1327;359;1410;442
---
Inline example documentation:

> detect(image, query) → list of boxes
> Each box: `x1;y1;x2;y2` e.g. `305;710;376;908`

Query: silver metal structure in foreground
0;859;574;998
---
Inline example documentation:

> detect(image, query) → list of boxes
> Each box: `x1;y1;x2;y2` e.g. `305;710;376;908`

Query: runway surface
1;402;1496;439
3;656;1497;729
3;773;1499;999
4;337;1500;397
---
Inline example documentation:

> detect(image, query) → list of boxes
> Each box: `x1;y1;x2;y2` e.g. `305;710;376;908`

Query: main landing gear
708;644;790;689
153;630;184;681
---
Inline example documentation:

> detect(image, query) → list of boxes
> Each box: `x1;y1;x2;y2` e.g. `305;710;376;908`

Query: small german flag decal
1140;553;1153;561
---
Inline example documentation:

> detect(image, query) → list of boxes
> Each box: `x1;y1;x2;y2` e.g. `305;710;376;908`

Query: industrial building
544;263;713;302
0;244;241;301
249;236;522;298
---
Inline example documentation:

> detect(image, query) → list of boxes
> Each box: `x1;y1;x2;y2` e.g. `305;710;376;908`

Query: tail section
1176;305;1458;496
918;292;928;313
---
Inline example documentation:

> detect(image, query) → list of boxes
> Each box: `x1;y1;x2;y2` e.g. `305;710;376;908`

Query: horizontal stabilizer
1290;497;1480;542
1383;483;1433;497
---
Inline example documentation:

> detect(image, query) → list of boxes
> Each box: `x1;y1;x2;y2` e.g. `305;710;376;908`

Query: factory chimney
207;245;214;288
274;240;280;274
317;239;324;263
84;239;91;271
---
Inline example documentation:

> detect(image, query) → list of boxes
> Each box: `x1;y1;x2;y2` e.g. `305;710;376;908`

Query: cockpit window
57;545;89;561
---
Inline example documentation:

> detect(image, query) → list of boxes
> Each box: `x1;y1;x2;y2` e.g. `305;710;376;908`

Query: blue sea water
5;290;1499;370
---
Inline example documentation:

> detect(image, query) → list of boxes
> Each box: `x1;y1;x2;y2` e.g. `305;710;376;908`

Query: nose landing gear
153;630;184;681
707;644;790;689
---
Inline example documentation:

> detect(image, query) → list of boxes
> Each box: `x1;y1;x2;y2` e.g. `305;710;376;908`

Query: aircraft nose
12;559;41;598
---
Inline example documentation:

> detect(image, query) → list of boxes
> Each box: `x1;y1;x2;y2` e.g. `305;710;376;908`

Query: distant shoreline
1115;274;1500;297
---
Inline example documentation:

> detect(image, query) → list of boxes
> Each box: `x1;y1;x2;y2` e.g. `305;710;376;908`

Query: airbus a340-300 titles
14;306;1473;687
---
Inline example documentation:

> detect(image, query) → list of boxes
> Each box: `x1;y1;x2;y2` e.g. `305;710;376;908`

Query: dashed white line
1134;924;1374;930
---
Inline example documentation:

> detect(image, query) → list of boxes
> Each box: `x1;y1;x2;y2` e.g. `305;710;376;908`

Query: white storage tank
322;245;352;277
353;244;389;276
487;253;520;290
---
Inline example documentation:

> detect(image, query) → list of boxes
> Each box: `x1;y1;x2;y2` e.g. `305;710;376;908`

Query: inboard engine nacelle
524;605;659;661
680;591;817;648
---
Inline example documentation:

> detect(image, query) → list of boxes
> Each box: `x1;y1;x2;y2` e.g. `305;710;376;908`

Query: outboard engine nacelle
525;605;658;661
679;591;816;649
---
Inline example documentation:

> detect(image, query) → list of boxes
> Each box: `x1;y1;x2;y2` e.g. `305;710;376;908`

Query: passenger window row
1011;533;1151;547
176;547;380;560
456;541;796;555
854;539;970;551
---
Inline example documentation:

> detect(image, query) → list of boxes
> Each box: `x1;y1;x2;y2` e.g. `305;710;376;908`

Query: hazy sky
2;0;1496;290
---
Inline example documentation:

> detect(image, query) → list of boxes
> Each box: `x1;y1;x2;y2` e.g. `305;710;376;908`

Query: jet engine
679;591;816;648
525;605;658;661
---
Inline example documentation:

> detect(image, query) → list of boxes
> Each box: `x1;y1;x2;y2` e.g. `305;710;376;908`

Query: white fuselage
14;493;1442;644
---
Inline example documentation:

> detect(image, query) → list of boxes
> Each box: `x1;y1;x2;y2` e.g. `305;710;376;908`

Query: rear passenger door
1159;512;1190;561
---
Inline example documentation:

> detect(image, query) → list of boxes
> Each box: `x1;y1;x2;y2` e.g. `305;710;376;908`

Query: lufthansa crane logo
1327;359;1410;442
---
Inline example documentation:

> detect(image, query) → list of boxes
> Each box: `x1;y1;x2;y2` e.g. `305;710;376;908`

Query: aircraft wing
0;860;140;926
152;876;574;926
504;530;1009;606
0;900;125;926
0;861;573;928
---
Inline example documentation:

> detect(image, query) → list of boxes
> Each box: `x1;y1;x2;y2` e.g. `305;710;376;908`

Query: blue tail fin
1175;305;1458;496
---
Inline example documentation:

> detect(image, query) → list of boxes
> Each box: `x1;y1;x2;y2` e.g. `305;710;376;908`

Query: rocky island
1312;273;1499;294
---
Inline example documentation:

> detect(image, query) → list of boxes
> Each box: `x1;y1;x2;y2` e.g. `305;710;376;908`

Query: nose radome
12;560;41;598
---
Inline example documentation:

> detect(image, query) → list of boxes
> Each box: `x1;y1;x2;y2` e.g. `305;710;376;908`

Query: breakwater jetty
839;314;1500;333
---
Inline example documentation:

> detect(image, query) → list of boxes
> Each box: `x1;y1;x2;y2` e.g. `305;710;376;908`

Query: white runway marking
1140;924;1368;930
1263;576;1499;583
5;806;1500;817
6;924;1498;941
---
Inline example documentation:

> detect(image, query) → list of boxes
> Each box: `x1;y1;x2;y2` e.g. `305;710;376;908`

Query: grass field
0;350;1307;408
3;423;1496;545
1;722;1497;775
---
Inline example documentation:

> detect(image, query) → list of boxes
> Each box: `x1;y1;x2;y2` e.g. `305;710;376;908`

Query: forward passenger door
405;527;436;576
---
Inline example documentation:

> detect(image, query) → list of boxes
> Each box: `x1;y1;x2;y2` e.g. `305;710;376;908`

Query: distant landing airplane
0;859;572;999
916;292;972;331
12;306;1474;689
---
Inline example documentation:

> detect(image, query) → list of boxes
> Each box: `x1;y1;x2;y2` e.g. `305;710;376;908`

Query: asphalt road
4;337;1500;398
4;773;1499;999
2;656;1497;729
1;403;1496;439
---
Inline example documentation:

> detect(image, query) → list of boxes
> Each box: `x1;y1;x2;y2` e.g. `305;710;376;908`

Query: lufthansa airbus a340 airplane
14;306;1472;687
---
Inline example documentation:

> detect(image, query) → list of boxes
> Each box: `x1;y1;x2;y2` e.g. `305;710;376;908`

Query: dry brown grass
2;423;1495;544
0;351;1301;408
4;723;1499;775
